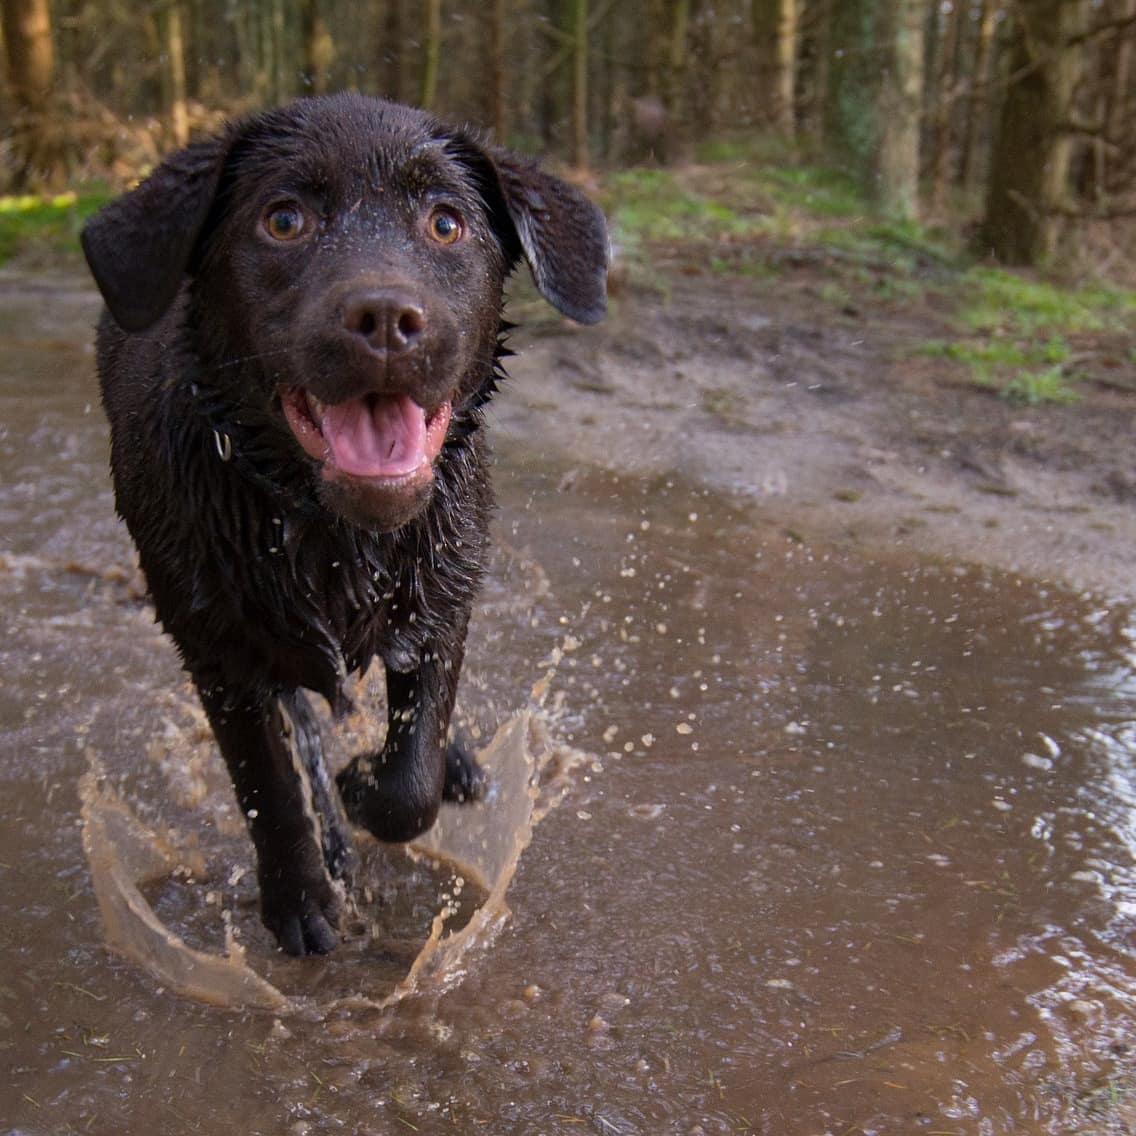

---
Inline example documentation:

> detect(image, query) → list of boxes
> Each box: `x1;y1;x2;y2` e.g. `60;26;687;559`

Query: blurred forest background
0;0;1134;275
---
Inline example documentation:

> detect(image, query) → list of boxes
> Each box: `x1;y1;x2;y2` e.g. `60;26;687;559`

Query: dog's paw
443;739;488;804
261;877;343;956
336;754;442;843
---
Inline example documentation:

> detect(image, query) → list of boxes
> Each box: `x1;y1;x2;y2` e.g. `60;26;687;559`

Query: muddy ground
503;262;1135;603
2;258;1135;1134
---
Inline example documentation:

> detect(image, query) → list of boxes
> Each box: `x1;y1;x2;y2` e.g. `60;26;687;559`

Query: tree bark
163;0;190;147
876;0;925;218
1104;0;1135;197
233;0;259;102
979;0;1088;264
570;0;589;169
1;0;64;190
300;0;335;95
753;0;799;136
667;0;691;155
803;0;833;137
376;0;403;102
957;0;999;191
420;0;441;110
927;0;960;210
489;0;507;141
824;0;876;184
271;0;287;104
824;0;926;218
640;0;689;163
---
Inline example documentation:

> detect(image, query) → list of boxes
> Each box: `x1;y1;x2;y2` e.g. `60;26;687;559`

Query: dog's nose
342;290;426;354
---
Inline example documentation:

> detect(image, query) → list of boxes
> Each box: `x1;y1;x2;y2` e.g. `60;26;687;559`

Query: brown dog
81;94;608;955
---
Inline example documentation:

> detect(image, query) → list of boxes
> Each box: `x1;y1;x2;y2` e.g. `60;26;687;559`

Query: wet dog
81;94;608;955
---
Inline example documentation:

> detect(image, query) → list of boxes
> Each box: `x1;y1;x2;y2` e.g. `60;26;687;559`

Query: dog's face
82;95;608;531
197;101;515;528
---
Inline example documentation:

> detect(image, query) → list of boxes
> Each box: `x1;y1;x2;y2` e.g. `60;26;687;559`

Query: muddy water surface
2;275;1135;1134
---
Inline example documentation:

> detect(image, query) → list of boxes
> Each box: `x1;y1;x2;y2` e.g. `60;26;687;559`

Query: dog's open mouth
280;388;452;482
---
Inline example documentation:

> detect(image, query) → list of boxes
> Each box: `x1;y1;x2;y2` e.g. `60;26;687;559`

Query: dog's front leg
195;678;344;956
337;631;472;843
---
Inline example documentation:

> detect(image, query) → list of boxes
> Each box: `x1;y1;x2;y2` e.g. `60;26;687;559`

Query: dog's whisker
212;347;296;372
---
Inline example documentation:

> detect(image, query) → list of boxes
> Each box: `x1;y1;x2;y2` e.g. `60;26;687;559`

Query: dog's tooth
305;391;327;424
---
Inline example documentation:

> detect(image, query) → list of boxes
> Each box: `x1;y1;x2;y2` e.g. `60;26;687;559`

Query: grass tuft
605;168;768;243
963;268;1136;336
0;190;109;264
1000;364;1080;405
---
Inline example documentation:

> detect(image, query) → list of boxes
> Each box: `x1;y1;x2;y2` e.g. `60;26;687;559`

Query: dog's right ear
81;138;228;332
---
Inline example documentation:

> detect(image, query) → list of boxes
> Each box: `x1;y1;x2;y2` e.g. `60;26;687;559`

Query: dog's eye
427;209;463;245
262;203;307;242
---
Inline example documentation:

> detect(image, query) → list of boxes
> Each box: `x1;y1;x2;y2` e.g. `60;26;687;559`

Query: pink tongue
319;394;427;478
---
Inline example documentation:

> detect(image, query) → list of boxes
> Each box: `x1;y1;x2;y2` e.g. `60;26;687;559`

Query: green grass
919;334;1070;370
600;146;1131;414
919;331;1083;404
605;154;884;253
693;134;796;167
917;267;1135;402
818;281;852;308
1000;363;1080;405
707;251;776;279
759;165;865;219
602;165;778;288
816;220;960;276
604;167;768;243
604;155;936;289
962;267;1136;335
0;191;108;264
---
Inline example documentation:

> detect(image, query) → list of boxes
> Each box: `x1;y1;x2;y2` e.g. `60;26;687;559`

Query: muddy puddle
2;274;1135;1134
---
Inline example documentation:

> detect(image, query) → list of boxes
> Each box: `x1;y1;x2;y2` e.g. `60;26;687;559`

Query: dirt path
503;271;1136;603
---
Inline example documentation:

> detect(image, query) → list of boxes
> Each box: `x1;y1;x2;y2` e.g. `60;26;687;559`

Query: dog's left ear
473;146;610;325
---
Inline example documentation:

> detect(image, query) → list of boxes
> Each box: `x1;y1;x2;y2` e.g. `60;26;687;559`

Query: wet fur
81;94;607;956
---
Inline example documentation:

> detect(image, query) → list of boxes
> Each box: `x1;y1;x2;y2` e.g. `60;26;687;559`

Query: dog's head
82;94;608;531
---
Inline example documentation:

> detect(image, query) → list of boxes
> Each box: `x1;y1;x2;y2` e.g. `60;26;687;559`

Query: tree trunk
570;0;589;169
824;0;874;182
271;0;288;104
162;1;190;147
876;0;925;218
489;0;507;141
753;0;799;136
300;0;335;94
824;0;926;218
667;0;691;155
601;0;633;163
1103;0;1135;198
803;0;833;137
420;0;441;109
957;0;998;192
978;0;1087;264
253;2;274;103
639;0;690;163
233;0;259;102
376;0;403;102
927;0;960;210
1;0;64;190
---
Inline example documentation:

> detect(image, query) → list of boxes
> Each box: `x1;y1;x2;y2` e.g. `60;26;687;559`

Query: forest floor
503;163;1136;603
3;157;1134;601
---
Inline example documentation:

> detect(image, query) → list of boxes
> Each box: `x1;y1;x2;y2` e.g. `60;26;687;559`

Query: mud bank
502;273;1136;602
